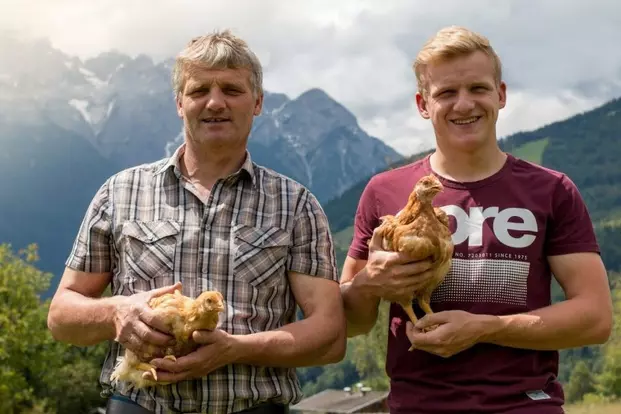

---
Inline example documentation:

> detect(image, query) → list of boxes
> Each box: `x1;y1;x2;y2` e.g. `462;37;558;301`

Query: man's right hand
354;228;434;302
112;283;181;359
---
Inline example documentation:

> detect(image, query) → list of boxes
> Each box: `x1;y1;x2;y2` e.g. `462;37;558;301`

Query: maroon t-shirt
348;153;600;414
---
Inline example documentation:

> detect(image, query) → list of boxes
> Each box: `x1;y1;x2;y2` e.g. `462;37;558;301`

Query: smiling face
176;65;263;150
415;50;506;154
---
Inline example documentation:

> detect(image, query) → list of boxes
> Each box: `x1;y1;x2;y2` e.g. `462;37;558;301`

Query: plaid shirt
66;145;338;414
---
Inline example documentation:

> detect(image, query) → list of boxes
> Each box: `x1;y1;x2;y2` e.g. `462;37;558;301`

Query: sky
2;0;621;156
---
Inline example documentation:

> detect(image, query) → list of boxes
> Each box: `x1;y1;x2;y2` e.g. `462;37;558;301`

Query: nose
453;90;475;114
206;88;226;111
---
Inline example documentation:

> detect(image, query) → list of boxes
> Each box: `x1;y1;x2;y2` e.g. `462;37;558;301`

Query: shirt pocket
233;224;291;289
121;220;180;284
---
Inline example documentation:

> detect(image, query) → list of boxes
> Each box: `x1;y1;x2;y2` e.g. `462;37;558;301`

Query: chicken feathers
110;289;225;390
375;174;453;345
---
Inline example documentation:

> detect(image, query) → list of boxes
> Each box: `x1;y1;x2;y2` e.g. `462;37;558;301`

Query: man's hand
149;329;237;382
356;228;434;303
113;283;181;359
406;310;497;358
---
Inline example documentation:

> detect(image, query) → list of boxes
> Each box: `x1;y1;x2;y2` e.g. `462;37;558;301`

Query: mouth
450;116;481;125
201;117;231;124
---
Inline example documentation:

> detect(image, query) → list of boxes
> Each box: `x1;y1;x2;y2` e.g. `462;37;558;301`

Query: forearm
233;314;346;368
47;289;121;346
341;271;380;337
480;297;611;350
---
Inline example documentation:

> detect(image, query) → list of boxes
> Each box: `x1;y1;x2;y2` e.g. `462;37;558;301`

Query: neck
430;142;506;182
180;140;246;191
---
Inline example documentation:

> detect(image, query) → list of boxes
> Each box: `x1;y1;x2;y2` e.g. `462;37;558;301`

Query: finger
405;322;429;344
192;330;216;344
153;371;189;383
368;228;384;251
139;309;176;338
397;260;433;276
151;350;201;372
122;333;158;359
135;318;176;346
415;312;451;329
148;282;182;300
119;332;141;353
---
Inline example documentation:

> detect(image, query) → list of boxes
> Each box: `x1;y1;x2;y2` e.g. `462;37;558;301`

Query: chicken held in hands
110;289;225;389
375;174;454;337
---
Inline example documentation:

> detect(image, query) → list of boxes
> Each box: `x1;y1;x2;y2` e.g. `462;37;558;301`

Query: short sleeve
545;174;600;256
287;190;338;282
65;179;113;273
347;178;380;260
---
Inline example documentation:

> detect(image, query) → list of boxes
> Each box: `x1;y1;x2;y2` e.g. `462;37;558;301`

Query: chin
447;133;493;151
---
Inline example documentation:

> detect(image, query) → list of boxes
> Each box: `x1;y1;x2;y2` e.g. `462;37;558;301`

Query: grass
565;402;621;413
332;226;354;249
510;137;549;164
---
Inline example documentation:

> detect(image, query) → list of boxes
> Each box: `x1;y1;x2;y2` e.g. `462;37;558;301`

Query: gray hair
172;29;263;97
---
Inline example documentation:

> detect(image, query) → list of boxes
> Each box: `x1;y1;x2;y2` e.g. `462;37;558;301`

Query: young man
340;26;613;414
47;30;346;414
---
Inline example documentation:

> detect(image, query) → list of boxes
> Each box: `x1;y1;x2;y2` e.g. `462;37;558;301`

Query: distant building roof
291;387;389;413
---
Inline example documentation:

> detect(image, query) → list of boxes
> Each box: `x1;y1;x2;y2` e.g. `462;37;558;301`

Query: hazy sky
2;0;621;155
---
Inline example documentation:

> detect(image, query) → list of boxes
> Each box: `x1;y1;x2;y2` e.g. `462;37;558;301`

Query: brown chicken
375;174;454;337
110;289;225;389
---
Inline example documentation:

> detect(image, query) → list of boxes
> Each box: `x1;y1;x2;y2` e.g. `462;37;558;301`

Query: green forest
2;97;621;413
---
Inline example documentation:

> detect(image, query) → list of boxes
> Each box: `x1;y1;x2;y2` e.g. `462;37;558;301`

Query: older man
341;26;612;414
47;30;345;414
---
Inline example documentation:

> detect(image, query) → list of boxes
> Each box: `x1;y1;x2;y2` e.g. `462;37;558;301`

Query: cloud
1;0;620;155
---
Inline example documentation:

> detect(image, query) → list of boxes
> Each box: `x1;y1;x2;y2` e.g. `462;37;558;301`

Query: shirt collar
155;143;257;188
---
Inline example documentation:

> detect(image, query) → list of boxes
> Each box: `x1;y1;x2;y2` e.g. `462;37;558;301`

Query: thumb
192;329;216;344
368;227;384;251
415;312;449;329
149;282;182;299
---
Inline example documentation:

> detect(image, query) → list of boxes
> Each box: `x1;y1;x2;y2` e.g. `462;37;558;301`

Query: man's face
416;51;506;153
176;66;262;149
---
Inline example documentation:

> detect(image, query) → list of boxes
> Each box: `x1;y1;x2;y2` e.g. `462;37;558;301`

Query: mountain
0;34;402;296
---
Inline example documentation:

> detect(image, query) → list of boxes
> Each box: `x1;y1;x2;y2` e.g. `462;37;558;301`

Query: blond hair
413;26;502;97
172;29;263;97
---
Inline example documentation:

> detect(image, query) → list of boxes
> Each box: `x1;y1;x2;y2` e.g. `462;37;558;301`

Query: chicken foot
140;355;177;381
417;295;439;333
401;296;439;352
137;363;159;381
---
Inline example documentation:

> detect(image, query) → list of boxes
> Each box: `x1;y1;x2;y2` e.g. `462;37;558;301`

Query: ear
175;94;184;118
498;80;507;110
415;92;430;119
254;92;264;116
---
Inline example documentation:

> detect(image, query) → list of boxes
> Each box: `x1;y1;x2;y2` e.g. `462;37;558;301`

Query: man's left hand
406;310;498;358
149;329;237;382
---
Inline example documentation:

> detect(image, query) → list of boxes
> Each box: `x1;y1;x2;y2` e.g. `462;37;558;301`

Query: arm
235;190;345;365
341;229;436;338
480;252;612;349
482;176;613;349
151;273;347;381
47;180;120;346
409;175;612;356
47;178;176;354
340;256;380;337
234;271;346;366
48;268;180;352
47;267;118;346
